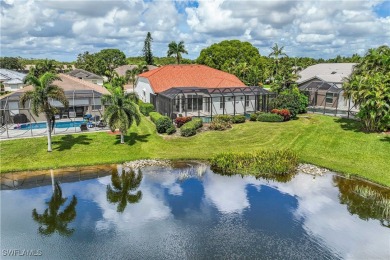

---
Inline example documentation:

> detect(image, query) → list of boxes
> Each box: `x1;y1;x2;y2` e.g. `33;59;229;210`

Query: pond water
1;162;389;259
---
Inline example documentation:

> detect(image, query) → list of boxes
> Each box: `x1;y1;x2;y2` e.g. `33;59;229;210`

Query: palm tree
21;73;68;152
167;41;188;64
106;167;143;213
268;43;288;77
32;182;78;236
101;87;141;144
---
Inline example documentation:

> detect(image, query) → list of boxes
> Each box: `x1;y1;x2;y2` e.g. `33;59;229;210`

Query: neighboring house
0;69;27;92
297;63;358;116
135;64;272;119
67;69;104;86
114;65;158;92
0;73;109;123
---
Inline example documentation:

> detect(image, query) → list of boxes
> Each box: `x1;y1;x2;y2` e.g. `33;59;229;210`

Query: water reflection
32;181;78;236
212;167;295;183
334;175;390;228
106;166;143;213
1;163;389;259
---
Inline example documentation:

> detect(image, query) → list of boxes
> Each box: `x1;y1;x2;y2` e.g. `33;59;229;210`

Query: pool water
1;163;389;259
17;121;85;130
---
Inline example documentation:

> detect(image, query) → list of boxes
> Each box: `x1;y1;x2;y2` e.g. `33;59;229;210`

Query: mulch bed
107;130;121;135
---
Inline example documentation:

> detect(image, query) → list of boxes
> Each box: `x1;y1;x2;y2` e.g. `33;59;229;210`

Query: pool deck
1;119;109;140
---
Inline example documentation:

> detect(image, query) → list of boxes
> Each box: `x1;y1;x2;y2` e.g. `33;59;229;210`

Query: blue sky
1;0;389;61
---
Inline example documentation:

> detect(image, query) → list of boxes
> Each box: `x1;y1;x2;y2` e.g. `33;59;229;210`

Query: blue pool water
1;162;389;259
17;121;85;130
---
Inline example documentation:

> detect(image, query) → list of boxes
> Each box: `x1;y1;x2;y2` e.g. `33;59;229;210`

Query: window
326;93;333;104
205;98;211;112
92;105;102;111
187;95;203;111
143;90;146;97
219;97;224;109
245;96;249;107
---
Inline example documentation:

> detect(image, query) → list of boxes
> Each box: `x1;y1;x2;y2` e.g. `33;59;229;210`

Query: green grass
1;114;390;186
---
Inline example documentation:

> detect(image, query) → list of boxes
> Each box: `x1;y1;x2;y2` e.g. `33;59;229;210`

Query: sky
1;0;389;61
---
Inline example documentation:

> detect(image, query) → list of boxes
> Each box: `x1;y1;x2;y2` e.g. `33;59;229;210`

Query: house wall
135;77;154;103
3;83;24;92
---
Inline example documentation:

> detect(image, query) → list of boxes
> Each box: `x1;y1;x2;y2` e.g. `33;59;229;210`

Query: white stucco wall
135;77;155;103
3;83;24;92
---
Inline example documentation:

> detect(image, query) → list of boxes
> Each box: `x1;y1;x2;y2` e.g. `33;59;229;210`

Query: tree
268;43;288;77
106;167;143;213
167;41;188;64
343;45;390;132
125;64;149;92
0;57;23;70
101;86;141;144
75;51;96;72
143;32;154;65
197;40;261;71
95;49;127;81
29;59;58;78
32;182;78;236
21;73;68;152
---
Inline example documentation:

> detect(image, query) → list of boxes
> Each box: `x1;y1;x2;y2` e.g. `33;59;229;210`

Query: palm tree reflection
32;182;78;236
106;167;143;213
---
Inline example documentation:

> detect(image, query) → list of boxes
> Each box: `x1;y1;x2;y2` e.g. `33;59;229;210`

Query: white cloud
0;0;389;60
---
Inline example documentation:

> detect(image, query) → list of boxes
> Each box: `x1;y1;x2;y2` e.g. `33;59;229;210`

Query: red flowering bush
271;109;291;121
175;116;192;128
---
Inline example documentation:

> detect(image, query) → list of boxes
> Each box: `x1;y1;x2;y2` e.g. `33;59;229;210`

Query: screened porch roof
299;80;343;94
159;86;271;99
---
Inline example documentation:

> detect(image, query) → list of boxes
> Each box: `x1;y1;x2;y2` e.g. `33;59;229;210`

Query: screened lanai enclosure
151;86;275;121
299;80;359;118
0;90;108;139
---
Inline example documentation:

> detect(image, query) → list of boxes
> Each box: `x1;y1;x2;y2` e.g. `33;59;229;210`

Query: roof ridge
59;73;106;92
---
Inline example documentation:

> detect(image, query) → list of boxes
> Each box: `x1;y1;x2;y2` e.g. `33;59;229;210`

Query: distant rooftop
67;69;103;80
0;69;27;84
297;63;357;84
114;65;158;77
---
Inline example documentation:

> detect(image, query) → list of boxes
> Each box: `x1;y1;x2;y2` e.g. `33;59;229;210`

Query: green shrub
210;149;299;176
180;118;203;137
249;113;259;121
139;103;154;116
298;92;309;113
150;112;163;123
155;116;173;134
270;90;302;118
257;113;284;122
166;126;176;135
232;115;246;124
214;115;233;123
209;120;232;131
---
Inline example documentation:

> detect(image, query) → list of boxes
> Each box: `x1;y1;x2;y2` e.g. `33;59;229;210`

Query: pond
1;162;389;259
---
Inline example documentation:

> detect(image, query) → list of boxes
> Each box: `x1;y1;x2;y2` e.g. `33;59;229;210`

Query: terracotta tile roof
138;64;246;93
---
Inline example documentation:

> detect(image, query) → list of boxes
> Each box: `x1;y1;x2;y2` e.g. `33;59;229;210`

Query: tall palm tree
32;182;78;236
101;87;141;144
106;167;143;213
21;73;68;152
268;43;288;77
167;41;188;64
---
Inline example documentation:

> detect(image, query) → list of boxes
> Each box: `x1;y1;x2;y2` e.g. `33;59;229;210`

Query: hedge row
180;118;203;137
139;103;155;116
150;112;163;123
256;113;284;122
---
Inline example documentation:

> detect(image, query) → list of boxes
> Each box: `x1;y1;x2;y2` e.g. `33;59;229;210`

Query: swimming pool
16;120;85;130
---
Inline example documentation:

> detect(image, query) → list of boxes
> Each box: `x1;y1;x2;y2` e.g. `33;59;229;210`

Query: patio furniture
80;123;88;131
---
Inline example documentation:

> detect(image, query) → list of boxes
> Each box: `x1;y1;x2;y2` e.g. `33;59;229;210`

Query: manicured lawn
1;114;389;186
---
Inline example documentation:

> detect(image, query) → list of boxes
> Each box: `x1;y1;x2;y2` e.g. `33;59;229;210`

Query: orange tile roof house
135;65;271;119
